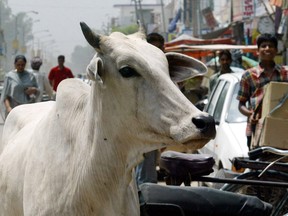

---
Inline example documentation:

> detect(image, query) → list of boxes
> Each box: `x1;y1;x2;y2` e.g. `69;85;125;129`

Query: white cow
0;22;215;216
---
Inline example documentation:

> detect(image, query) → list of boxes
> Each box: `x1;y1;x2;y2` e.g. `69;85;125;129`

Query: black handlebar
248;146;288;160
248;148;264;160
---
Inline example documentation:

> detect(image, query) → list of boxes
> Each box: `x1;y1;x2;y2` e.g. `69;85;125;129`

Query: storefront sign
243;0;254;19
202;7;217;28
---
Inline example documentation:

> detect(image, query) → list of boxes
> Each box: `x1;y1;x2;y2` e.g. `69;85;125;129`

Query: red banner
243;0;254;18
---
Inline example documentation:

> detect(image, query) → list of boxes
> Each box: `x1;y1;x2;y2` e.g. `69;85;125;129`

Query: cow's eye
119;66;140;78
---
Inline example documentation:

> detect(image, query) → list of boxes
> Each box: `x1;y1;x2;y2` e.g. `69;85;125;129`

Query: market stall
165;44;258;59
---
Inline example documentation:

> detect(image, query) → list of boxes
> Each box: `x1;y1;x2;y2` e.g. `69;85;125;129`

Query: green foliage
111;24;138;35
0;2;36;70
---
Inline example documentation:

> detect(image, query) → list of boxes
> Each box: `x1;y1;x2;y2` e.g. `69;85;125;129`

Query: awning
165;34;233;47
165;44;258;58
201;25;232;40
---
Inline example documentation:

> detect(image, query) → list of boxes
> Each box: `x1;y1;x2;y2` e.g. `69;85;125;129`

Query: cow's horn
135;20;146;39
80;22;100;49
137;20;145;33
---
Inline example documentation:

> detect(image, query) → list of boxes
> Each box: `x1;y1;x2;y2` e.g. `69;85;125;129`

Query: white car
198;72;249;172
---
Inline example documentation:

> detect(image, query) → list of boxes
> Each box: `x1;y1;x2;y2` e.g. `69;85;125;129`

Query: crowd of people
0;54;74;118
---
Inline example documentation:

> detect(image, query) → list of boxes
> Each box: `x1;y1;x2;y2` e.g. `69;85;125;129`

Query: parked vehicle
139;181;272;216
195;66;246;111
198;72;249;172
158;147;288;216
221;146;288;216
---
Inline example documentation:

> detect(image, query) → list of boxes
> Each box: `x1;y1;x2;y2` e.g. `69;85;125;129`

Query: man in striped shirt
237;34;288;149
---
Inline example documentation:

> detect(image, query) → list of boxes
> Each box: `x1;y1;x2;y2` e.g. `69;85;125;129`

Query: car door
200;79;230;158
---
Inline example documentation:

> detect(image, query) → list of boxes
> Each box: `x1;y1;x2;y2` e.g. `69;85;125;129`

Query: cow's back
1;78;90;152
1;101;54;153
0;101;54;216
0;79;91;215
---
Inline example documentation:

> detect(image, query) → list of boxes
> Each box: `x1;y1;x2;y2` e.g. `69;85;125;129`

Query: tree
112;24;138;35
0;2;35;72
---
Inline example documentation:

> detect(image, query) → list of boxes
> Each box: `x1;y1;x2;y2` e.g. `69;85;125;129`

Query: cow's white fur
0;26;214;216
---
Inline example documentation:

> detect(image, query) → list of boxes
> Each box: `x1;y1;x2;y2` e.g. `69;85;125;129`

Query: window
213;82;230;124
226;83;247;123
206;80;226;115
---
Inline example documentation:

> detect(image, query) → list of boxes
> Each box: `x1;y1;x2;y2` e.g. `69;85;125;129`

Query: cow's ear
87;56;104;84
165;52;207;83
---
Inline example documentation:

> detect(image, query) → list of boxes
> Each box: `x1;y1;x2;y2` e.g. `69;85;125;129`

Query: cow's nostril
192;117;206;130
192;115;216;137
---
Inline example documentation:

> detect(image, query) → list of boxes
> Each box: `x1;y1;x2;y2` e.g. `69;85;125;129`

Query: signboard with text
243;0;254;19
202;7;217;29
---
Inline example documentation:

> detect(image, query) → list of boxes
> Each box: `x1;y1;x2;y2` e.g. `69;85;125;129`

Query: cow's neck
75;86;140;215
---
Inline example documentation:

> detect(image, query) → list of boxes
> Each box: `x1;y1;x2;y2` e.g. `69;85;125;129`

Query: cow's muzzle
192;115;216;138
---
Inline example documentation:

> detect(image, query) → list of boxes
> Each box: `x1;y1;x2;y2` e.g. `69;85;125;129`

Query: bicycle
221;146;288;216
158;147;288;216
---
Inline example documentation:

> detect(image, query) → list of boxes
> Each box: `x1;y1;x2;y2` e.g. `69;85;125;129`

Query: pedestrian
135;32;165;187
30;56;54;102
237;33;288;149
48;55;74;92
209;50;234;92
230;49;245;69
0;55;39;117
146;32;165;51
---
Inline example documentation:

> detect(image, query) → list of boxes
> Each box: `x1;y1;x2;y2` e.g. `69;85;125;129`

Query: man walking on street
48;55;74;92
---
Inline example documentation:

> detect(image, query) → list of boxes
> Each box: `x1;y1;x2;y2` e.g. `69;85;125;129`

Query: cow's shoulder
56;78;90;100
54;78;90;118
5;101;54;128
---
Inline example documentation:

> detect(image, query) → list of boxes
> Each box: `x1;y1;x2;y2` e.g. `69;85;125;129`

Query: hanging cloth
282;0;288;9
270;0;283;7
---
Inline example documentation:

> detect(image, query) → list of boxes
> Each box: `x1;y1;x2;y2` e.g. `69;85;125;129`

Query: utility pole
133;0;146;32
0;1;3;70
260;0;275;22
0;1;5;76
192;0;198;37
160;0;166;36
133;0;140;21
12;15;19;55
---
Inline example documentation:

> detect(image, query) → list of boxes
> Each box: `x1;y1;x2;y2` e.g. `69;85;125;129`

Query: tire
221;170;288;216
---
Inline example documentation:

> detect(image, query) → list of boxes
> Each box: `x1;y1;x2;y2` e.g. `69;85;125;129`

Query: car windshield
226;82;247;123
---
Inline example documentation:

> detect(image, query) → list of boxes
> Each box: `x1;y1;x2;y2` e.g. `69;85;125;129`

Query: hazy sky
8;0;132;62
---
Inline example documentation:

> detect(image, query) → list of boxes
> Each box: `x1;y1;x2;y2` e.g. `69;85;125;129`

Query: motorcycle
138;151;273;216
